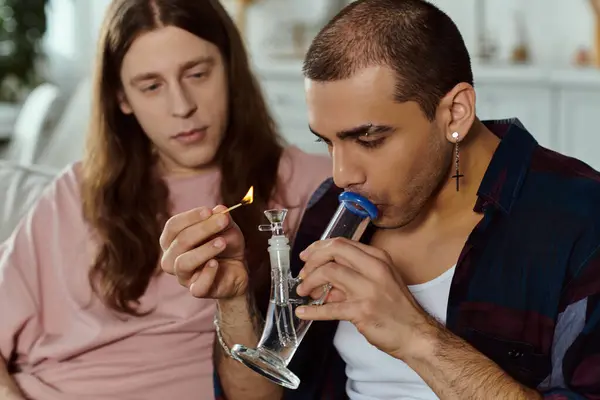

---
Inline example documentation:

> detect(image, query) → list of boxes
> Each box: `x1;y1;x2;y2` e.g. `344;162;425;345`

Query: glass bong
230;191;378;389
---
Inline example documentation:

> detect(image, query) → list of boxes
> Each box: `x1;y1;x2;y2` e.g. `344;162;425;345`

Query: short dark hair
303;0;473;120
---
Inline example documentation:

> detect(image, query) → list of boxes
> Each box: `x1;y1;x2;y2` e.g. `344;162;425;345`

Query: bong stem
272;249;298;346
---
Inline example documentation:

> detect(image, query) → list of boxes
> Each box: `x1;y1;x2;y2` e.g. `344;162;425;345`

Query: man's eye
188;72;206;79
141;83;161;92
357;137;385;149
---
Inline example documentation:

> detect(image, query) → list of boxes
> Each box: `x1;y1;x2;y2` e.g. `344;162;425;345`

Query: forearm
405;319;542;400
215;295;282;400
0;356;24;400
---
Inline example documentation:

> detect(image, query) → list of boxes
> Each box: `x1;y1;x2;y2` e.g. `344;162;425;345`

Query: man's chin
176;150;218;170
369;216;396;230
370;212;417;230
370;220;401;230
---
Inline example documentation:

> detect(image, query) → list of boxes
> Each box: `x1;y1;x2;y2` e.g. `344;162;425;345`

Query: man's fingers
189;260;219;297
160;207;212;250
308;286;346;302
172;213;230;252
160;205;233;251
301;237;391;265
211;205;235;230
298;241;355;280
297;262;364;297
299;239;329;261
189;259;248;299
335;238;393;264
296;301;354;321
212;204;228;214
309;286;326;300
299;238;391;282
165;236;227;282
161;213;231;276
326;288;346;303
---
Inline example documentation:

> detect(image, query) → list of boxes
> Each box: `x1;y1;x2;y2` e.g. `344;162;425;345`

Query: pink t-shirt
0;146;331;400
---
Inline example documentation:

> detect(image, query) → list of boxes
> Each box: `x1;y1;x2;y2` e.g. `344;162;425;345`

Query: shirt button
508;349;523;358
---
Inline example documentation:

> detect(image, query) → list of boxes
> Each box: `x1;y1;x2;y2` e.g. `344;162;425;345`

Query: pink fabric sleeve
0;177;58;363
275;147;333;240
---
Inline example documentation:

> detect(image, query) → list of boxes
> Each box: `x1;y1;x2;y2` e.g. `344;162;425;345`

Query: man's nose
332;146;365;189
169;85;197;118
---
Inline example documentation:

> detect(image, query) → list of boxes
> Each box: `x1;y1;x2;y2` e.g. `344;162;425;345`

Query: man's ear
118;91;133;115
438;82;476;143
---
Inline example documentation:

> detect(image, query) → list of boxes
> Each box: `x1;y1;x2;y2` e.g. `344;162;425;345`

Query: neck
423;119;500;224
158;156;219;179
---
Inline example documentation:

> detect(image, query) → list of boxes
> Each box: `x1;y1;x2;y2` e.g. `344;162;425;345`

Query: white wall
44;0;98;91
44;0;597;88
43;0;78;91
430;0;594;66
244;0;595;67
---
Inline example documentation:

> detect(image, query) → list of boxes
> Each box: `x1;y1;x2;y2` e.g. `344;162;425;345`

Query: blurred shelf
253;58;600;87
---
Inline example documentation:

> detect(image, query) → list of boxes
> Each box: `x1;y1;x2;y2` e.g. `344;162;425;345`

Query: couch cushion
0;161;57;242
37;78;90;170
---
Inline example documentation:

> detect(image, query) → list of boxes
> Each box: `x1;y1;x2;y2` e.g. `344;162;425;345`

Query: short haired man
161;1;600;398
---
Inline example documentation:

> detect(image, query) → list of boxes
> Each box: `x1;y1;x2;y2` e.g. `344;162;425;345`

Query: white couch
0;78;91;171
0;77;89;243
36;78;91;170
0;161;56;242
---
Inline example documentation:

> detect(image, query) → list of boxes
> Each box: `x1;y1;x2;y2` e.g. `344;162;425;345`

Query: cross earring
451;132;464;192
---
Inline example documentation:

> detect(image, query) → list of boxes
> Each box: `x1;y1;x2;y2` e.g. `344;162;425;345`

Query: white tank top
333;265;456;400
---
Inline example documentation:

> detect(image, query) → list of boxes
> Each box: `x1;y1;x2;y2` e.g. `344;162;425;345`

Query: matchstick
218;186;254;214
219;203;244;214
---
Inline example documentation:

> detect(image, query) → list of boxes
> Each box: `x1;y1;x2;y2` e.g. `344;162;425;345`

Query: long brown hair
81;0;283;315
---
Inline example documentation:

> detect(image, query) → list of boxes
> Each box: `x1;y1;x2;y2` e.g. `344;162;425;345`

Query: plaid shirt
215;119;600;399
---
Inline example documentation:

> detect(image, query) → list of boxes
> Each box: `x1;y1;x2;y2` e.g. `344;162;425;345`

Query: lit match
219;186;254;214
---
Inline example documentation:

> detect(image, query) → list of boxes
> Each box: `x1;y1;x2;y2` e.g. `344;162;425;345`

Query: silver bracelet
213;313;234;358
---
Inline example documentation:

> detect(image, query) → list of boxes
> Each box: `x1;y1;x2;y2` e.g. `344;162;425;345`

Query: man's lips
172;127;208;143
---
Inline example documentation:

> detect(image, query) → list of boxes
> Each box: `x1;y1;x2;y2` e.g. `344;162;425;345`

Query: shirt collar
475;118;538;214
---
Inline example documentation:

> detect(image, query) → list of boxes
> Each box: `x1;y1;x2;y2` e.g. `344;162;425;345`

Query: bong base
231;344;300;390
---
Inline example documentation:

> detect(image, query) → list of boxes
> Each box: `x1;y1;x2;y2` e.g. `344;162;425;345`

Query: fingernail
199;208;210;219
213;204;225;212
189;283;195;293
300;248;313;260
213;238;225;248
218;215;229;228
208;259;218;268
296;307;306;315
296;283;304;294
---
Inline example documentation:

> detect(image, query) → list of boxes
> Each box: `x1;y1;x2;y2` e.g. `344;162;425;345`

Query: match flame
241;186;254;205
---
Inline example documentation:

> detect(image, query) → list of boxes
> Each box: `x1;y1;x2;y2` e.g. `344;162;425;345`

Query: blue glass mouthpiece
338;191;378;220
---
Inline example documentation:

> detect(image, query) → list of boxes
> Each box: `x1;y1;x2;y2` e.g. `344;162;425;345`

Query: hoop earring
451;132;464;192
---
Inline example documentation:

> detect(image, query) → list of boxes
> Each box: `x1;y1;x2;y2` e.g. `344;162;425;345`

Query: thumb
212;204;228;213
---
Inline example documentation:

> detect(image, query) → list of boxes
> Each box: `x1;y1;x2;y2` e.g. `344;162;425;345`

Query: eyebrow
129;56;215;85
308;123;395;141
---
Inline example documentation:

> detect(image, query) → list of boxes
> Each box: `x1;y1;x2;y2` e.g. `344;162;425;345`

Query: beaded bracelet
213;314;233;358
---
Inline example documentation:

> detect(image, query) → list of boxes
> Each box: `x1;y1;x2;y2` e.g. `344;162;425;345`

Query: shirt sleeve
0;183;55;364
539;244;600;399
289;151;332;240
213;370;227;400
